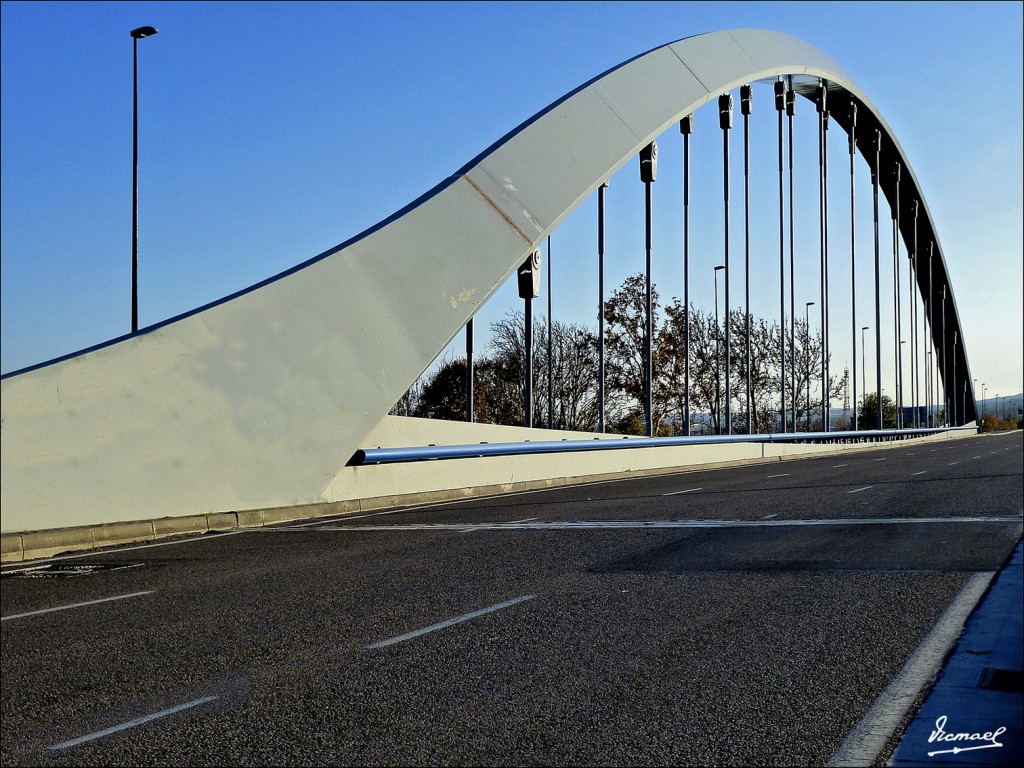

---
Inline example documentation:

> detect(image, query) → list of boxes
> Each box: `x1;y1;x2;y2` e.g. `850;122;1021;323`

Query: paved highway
2;431;1021;766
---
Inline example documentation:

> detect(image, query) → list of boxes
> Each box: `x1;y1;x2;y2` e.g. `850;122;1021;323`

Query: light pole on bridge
130;24;158;334
720;92;734;436
861;325;870;427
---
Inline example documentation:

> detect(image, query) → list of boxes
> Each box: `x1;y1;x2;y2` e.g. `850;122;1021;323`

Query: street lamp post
973;378;978;425
714;265;726;434
131;25;159;334
805;301;815;431
861;326;870;428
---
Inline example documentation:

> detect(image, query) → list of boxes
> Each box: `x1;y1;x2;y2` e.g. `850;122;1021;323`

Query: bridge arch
0;29;973;530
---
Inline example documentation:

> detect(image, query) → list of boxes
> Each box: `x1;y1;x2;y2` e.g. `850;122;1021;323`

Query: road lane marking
973;455;982;459
848;486;874;494
663;487;702;496
1;531;247;573
366;595;535;649
311;515;1021;532
949;461;959;465
833;464;848;468
47;695;219;750
826;573;994;767
873;458;886;462
766;474;790;479
459;517;536;532
761;514;778;520
912;471;927;476
1;591;155;622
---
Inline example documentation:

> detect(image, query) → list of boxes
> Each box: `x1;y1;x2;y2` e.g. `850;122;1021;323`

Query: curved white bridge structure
0;29;974;534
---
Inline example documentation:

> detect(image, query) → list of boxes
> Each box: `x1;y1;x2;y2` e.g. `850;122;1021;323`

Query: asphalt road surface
2;431;1021;766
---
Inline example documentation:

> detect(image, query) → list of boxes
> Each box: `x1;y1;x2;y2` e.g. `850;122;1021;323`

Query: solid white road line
1;591;155;622
848;486;873;494
825;573;995;767
366;595;535;649
663;487;702;496
317;515;1021;533
48;695;219;750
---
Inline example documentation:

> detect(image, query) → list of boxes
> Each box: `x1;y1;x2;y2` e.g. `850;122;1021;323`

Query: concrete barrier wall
1;414;978;562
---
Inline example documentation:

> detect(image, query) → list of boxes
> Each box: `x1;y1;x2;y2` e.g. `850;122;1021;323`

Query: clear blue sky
2;1;1021;401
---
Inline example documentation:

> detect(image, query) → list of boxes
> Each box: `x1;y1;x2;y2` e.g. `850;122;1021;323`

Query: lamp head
131;26;159;39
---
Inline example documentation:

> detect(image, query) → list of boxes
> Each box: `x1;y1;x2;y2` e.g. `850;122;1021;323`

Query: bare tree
604;273;670;434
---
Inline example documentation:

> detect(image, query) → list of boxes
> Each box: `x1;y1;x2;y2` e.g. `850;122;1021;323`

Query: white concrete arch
0;29;971;532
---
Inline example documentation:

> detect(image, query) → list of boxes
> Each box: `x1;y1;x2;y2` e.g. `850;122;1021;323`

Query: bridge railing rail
350;426;977;466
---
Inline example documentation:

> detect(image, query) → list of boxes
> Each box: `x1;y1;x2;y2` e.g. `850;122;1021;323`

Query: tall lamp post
861;326;870;428
131;25;159;333
714;265;726;434
973;378;978;425
805;301;815;431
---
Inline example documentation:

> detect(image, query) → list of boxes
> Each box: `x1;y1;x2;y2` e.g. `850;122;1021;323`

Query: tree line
393;273;847;435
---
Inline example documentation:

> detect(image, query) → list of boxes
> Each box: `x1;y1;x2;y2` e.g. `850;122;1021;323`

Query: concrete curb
0;428;985;563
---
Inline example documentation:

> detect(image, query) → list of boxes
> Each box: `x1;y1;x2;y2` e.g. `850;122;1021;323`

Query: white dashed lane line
1;591;155;622
48;696;219;750
912;471;927;476
848;486;874;494
366;595;536;649
664;487;702;496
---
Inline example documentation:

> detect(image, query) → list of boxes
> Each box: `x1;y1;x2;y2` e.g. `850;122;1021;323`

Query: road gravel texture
2;430;1021;766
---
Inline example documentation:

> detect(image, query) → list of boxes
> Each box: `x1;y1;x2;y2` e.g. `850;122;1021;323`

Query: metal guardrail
349;426;977;466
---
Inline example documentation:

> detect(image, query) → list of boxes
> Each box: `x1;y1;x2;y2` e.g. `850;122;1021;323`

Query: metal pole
787;80;796;434
680;117;693;436
741;85;752;434
466;318;474;422
597;182;607;433
132;35;139;333
641;142;658;437
714;265;725;434
130;26;158;334
941;285;947;425
893;163;902;428
524;295;533;428
806;301;815;430
849;100;858;430
861;326;868;422
911;201;919;427
872;129;883;430
952;331;957;425
928;242;934;425
816;82;829;432
775;79;787;432
547;235;553;429
720;93;733;436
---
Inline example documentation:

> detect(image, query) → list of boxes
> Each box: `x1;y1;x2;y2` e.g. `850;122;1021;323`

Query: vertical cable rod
680;117;693;436
597;182;607;432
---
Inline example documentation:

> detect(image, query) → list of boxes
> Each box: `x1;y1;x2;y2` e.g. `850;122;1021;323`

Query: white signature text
927;715;1006;757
